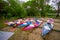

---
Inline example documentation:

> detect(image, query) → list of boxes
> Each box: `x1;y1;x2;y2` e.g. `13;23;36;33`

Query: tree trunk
56;1;60;18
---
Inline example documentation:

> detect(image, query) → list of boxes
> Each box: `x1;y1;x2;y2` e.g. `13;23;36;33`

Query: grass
0;17;18;29
0;19;6;29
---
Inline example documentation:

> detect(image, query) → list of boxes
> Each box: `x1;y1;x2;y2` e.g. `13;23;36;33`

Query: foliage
0;0;27;18
0;0;58;18
23;0;56;17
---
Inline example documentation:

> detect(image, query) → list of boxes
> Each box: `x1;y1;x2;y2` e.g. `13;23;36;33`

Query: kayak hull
41;23;53;37
22;22;43;31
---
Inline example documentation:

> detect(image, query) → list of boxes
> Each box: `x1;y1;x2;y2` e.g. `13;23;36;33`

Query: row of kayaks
5;18;54;37
5;18;43;30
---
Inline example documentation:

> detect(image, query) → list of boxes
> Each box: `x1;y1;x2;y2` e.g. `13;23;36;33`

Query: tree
51;0;60;18
0;0;9;17
23;0;53;17
23;0;40;16
56;1;60;17
0;0;27;18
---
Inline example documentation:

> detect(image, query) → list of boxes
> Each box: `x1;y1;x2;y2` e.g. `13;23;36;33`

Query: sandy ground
8;28;60;40
28;28;43;40
45;31;60;40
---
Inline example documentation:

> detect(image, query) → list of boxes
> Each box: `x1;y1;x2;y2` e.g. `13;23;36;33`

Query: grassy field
0;17;18;29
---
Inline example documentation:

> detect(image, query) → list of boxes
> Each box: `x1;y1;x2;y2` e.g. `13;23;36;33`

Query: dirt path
45;31;60;40
28;28;43;40
9;28;44;40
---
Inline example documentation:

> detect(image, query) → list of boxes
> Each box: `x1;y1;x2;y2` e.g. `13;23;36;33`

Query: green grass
0;19;6;29
0;17;18;29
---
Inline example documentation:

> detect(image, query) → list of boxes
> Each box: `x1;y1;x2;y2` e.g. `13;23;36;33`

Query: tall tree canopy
23;0;54;17
0;0;27;18
0;0;58;18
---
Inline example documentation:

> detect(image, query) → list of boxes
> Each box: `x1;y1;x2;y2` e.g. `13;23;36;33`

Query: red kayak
22;21;43;31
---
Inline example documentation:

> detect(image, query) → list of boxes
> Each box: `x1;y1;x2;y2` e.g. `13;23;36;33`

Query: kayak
18;21;32;28
41;23;54;37
18;22;28;28
22;24;35;31
22;21;43;31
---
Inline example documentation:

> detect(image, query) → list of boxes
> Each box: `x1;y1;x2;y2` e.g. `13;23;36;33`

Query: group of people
5;18;54;37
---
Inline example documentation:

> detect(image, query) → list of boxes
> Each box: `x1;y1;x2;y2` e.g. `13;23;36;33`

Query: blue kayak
18;21;32;28
41;23;53;37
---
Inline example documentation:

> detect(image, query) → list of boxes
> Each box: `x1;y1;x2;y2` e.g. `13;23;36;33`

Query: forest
0;0;60;19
